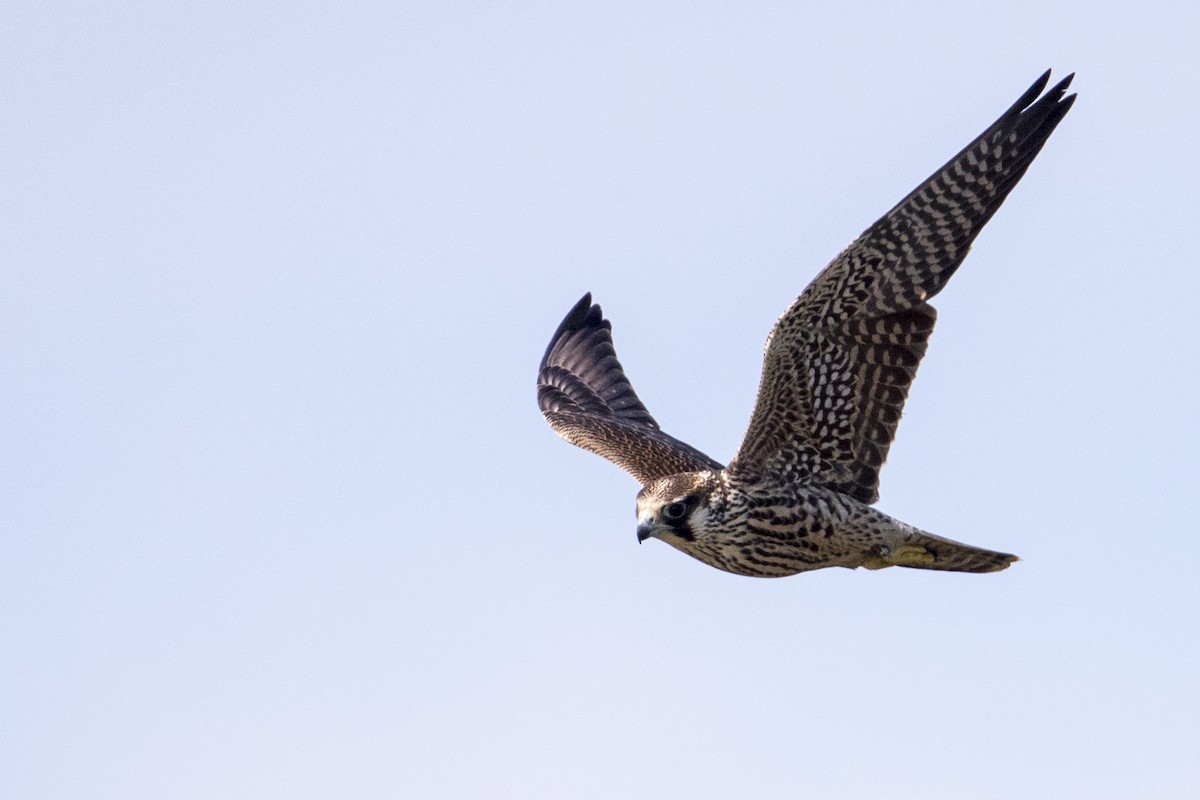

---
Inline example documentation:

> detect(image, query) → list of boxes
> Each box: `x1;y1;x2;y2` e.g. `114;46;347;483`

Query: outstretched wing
538;294;724;485
733;71;1075;503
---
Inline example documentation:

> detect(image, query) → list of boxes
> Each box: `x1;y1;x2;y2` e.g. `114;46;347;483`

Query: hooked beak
637;519;665;544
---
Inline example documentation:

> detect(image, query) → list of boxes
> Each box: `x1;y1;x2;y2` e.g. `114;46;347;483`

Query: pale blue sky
3;2;1198;798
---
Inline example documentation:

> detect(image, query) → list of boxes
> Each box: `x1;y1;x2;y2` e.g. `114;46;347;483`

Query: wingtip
1036;70;1077;104
550;292;599;333
562;292;601;331
1017;69;1053;109
539;292;606;370
1047;71;1075;100
1009;69;1076;117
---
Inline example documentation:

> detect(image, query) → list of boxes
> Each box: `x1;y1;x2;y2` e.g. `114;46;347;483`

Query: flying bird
537;71;1075;577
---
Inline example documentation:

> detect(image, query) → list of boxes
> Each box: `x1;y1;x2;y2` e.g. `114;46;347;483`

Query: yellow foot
891;544;937;567
862;544;936;569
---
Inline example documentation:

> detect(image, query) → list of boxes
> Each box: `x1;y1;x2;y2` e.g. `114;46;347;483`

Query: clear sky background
3;2;1198;798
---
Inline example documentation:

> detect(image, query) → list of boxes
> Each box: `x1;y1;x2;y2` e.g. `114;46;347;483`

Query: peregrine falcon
537;71;1075;577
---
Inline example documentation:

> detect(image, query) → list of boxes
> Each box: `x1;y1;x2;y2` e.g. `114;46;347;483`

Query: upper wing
732;71;1076;503
537;294;724;485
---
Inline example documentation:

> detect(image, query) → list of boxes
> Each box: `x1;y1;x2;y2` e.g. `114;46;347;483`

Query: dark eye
662;501;689;522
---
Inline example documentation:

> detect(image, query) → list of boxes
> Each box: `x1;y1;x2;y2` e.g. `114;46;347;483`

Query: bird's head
635;471;724;546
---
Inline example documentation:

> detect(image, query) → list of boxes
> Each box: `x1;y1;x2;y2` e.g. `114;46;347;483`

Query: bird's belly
682;514;872;578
